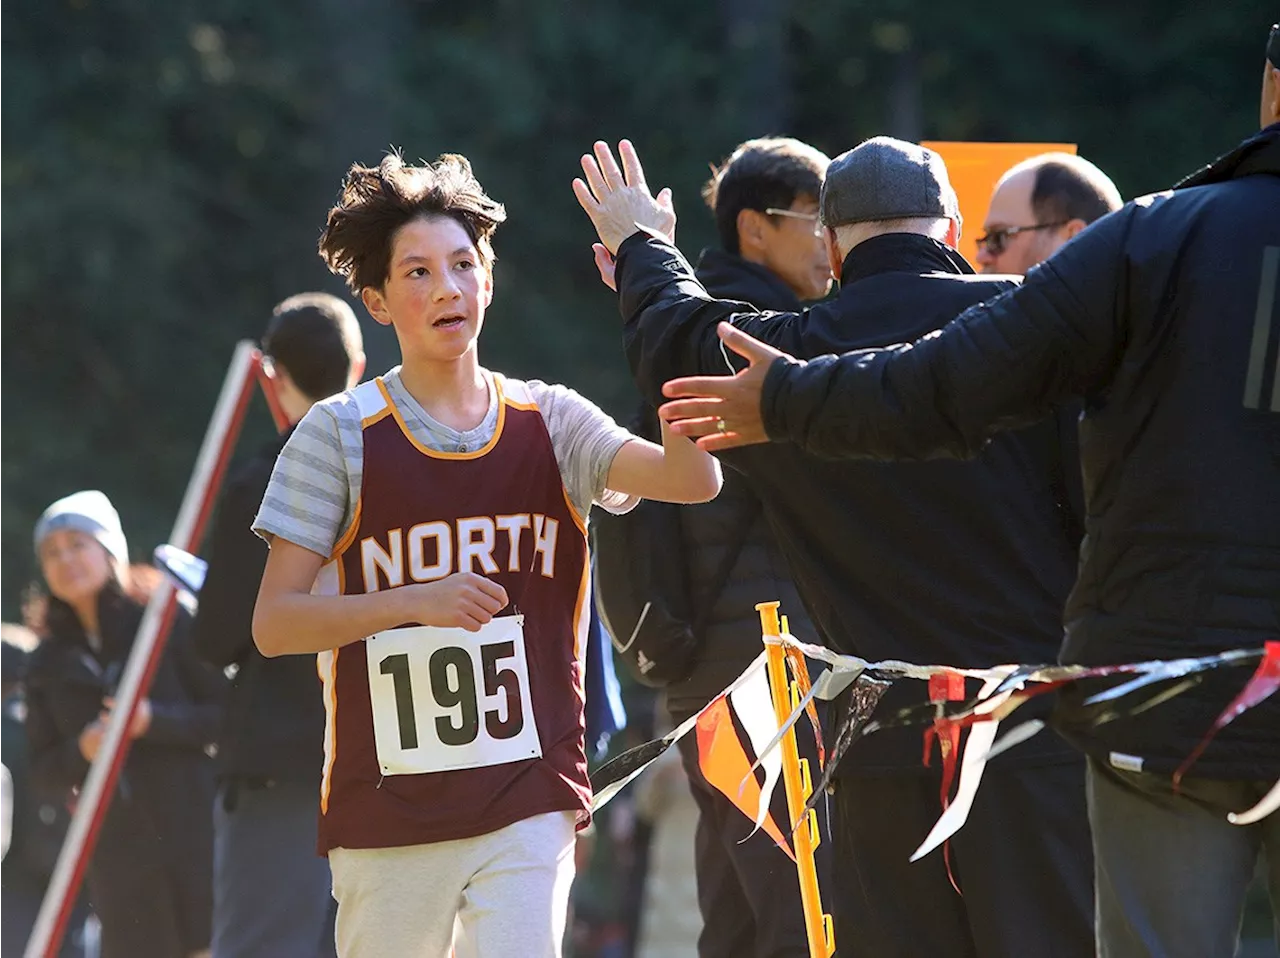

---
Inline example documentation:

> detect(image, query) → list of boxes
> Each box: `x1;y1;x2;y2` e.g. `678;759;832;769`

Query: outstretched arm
662;204;1135;460
574;140;808;408
605;419;721;504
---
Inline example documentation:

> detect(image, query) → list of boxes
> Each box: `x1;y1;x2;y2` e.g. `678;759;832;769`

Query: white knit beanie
33;490;130;567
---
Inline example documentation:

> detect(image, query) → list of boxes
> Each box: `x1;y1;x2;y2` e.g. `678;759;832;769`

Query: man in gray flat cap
574;137;1093;956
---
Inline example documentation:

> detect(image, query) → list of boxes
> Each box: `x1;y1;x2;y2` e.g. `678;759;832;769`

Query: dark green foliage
2;0;1274;613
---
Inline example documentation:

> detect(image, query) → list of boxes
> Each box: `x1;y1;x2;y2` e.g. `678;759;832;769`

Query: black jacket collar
694;248;802;312
837;233;974;287
44;585;143;661
1175;122;1280;189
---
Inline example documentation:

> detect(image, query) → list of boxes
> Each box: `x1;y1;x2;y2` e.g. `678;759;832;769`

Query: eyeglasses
975;221;1069;256
764;207;825;238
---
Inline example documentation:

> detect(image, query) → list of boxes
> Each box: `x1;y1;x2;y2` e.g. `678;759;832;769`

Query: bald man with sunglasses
975;153;1122;276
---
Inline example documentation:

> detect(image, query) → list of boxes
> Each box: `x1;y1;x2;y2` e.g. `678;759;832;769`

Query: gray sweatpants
328;810;577;958
1087;757;1280;958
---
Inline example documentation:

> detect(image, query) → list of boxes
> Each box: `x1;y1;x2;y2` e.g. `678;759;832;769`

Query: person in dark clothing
26;490;225;958
2;623;89;958
574;138;1094;957
655;36;1280;958
192;292;364;958
661;137;830;958
696;136;835;307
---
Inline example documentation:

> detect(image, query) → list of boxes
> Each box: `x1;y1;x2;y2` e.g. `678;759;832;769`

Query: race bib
365;615;542;776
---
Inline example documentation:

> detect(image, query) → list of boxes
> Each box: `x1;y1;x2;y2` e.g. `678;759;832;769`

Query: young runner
251;151;720;958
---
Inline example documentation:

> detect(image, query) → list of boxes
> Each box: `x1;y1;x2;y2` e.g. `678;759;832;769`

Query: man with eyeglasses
698;137;835;305
652;23;1280;958
577;135;1093;958
975;153;1122;276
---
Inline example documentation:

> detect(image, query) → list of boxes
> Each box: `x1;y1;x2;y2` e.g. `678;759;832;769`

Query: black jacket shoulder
191;438;283;669
192;429;328;783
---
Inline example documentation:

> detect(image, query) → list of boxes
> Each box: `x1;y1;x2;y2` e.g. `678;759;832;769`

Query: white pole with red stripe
26;341;280;958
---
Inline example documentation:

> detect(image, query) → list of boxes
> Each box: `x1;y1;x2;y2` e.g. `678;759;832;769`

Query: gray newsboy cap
820;136;960;227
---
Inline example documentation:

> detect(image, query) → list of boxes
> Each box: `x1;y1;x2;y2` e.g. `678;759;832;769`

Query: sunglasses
764;207;826;238
975;221;1069;256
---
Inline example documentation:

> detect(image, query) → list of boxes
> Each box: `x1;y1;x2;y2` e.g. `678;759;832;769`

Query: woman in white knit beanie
26;489;222;958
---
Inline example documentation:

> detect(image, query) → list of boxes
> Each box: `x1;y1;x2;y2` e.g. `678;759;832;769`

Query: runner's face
368;215;493;364
39;529;112;607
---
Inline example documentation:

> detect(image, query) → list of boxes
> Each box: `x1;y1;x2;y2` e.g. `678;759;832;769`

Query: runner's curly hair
319;151;507;292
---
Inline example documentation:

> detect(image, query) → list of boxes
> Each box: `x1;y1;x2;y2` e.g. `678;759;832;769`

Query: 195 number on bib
365;616;542;776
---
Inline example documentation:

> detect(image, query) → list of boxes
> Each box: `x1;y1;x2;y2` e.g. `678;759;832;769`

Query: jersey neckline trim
376;374;509;461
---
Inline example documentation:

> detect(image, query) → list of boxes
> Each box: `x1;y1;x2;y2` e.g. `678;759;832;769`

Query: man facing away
673;137;831;958
193;293;365;958
575;138;1094;957
975;152;1122;276
655;25;1280;958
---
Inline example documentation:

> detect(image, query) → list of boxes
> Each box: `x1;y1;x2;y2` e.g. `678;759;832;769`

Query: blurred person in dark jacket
653;27;1280;958
575;137;1093;957
669;137;830;958
1;627;32;858
975;152;1122;276
192;293;363;958
25;490;225;958
0;622;30;696
2;621;89;958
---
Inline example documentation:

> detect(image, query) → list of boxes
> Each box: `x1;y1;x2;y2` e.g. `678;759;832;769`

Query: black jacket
758;125;1280;779
24;587;223;951
26;589;223;791
192;432;327;785
618;233;1083;773
663;250;818;721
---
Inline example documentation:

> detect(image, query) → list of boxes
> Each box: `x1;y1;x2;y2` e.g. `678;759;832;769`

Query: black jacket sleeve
616;233;810;408
191;472;270;669
0;640;25;701
25;680;90;791
759;205;1136;461
144;611;226;748
1052;401;1087;548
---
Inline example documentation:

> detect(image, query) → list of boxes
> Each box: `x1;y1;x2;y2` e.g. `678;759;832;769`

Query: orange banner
695;695;795;860
922;142;1077;267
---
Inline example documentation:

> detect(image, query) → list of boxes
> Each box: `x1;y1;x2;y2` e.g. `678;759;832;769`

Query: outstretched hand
658;323;793;452
574;140;676;277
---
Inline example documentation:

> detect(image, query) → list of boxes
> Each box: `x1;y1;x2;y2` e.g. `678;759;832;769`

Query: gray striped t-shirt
253;367;637;557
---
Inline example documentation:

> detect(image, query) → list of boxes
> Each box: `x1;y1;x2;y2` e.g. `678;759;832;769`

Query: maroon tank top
314;375;591;853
